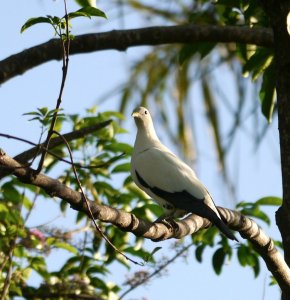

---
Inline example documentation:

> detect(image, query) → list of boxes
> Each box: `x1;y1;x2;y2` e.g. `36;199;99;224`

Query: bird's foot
153;216;179;232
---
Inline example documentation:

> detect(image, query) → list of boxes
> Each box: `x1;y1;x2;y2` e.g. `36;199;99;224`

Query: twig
51;130;143;265
119;242;194;299
0;132;124;169
0;122;123;179
23;187;40;223
36;0;71;173
0;246;14;300
14;120;112;163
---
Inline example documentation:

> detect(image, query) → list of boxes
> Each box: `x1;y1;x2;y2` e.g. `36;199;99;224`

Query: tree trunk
262;1;290;299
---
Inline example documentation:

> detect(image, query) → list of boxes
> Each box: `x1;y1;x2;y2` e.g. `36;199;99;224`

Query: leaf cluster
21;5;107;38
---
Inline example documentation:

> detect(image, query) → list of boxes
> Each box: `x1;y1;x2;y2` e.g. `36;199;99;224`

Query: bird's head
131;106;153;128
131;106;159;143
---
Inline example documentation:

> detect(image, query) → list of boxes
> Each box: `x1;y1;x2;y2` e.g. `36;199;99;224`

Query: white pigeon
130;106;237;241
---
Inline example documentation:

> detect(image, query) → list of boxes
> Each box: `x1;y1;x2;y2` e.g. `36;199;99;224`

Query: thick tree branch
0;150;289;294
0;25;273;84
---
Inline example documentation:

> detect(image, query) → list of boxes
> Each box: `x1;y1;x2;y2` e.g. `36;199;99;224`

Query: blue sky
0;1;282;299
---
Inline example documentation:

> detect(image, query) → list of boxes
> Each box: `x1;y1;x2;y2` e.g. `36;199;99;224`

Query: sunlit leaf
53;241;78;254
75;0;97;8
243;48;273;81
104;142;132;154
68;6;107;20
256;196;282;206
111;163;131;173
21;17;52;33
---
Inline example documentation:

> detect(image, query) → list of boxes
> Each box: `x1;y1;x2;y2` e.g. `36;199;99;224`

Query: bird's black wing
136;171;238;241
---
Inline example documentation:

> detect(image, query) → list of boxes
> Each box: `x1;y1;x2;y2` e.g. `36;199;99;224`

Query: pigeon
130;106;237;241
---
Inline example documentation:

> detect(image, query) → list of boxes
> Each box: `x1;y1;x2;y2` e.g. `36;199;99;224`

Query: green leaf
212;247;226;275
241;207;270;225
68;6;107;20
243;48;273;80
104;142;132;154
237;244;261;277
179;42;215;65
21;17;52;33
47;237;78;254
144;246;162;262
237;245;247;266
195;244;206;263
53;241;78;254
256;196;282;206
2;182;21;204
150;246;162;256
252;255;260;277
0;203;8;213
259;63;276;122
22;195;33;210
145;203;163;217
111;163;131;173
29;256;47;277
75;0;97;7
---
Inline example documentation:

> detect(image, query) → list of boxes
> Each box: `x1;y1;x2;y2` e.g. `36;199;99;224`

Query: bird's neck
134;124;160;153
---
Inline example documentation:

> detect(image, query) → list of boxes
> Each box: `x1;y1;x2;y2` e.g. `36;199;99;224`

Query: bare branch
0;25;273;84
36;2;71;173
0;120;112;179
120;243;194;299
0;150;289;294
14;120;112;163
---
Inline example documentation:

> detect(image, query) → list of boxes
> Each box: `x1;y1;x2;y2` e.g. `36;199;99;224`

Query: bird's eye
144;110;148;115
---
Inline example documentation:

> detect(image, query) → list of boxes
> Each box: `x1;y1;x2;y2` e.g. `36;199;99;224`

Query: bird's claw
153;216;179;232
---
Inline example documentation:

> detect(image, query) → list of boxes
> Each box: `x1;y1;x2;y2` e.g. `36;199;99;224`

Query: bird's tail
192;202;239;242
213;215;239;242
203;193;238;242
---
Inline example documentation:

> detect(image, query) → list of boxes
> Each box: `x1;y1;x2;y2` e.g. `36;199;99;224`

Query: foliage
21;6;106;36
117;0;275;170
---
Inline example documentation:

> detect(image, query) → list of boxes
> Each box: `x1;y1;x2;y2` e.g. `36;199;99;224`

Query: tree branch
0;150;289;294
0;25;273;84
14;120;112;163
0;120;112;180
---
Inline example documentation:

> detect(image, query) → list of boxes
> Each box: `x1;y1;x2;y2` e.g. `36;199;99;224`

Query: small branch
36;0;71;173
0;247;14;300
0;25;273;84
14;120;112;163
120;243;194;299
51;130;142;265
0;119;112;179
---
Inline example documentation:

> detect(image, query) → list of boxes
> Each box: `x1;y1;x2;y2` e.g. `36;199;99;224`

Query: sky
0;1;283;300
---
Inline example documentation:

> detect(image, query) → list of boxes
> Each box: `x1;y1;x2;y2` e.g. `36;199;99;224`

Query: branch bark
0;25;273;85
260;3;290;299
0;150;289;294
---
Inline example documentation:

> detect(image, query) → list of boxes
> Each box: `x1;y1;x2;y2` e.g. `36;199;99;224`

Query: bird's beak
132;111;140;118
